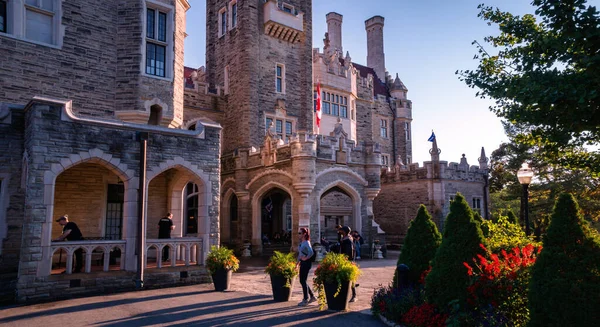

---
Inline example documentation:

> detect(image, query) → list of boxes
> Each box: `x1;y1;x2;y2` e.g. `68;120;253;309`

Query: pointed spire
478;147;489;169
344;51;351;64
391;73;408;91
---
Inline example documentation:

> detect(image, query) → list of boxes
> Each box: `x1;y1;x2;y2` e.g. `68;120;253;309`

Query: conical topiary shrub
425;193;486;310
393;205;442;288
528;193;600;326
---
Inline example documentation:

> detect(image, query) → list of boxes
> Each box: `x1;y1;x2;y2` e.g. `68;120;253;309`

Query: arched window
184;182;199;234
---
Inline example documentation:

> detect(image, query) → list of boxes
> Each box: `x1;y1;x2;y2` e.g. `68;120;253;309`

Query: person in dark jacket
54;215;84;273
339;226;357;302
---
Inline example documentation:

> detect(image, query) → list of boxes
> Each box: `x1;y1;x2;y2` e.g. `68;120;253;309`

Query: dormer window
282;3;293;14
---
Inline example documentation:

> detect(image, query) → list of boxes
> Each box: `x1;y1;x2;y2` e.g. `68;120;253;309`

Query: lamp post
517;163;534;236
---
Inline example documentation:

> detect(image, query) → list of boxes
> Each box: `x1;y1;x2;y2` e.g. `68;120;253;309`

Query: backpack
340;238;355;261
310;249;317;262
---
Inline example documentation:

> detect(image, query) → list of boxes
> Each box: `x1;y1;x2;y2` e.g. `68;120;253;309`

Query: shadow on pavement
93;294;384;327
0;291;263;324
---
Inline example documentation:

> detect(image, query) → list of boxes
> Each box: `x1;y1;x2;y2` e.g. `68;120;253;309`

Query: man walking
54;215;84;273
339;225;358;302
158;213;175;262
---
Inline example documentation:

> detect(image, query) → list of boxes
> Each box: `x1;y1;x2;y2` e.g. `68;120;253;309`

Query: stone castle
0;0;488;303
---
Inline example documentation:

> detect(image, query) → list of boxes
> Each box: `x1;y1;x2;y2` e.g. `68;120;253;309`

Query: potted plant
264;251;299;301
313;252;361;311
206;245;240;291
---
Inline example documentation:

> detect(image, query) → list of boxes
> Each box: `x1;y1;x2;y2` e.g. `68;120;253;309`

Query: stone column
291;132;316;251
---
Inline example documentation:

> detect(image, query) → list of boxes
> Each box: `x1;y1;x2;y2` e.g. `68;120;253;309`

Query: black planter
211;268;232;291
323;280;352;311
270;274;296;302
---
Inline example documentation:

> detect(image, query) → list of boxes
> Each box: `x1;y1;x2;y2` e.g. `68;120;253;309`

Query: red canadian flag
315;82;322;128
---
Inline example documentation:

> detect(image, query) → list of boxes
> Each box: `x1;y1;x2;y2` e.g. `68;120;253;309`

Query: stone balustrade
51;240;126;275
145;238;203;269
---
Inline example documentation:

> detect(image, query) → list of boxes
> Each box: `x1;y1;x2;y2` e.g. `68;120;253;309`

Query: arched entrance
51;162;127;274
251;182;294;255
316;180;362;244
260;188;292;244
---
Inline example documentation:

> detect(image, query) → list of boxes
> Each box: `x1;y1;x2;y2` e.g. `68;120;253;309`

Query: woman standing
297;227;317;306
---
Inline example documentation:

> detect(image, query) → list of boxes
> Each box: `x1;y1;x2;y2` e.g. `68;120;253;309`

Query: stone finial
478;147;489;170
458;154;469;171
323;32;330;49
344;51;352;65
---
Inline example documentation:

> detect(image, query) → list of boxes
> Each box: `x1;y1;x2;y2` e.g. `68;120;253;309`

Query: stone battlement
382;153;489;184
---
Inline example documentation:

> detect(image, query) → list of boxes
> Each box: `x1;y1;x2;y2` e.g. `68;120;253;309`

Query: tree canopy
459;0;600;175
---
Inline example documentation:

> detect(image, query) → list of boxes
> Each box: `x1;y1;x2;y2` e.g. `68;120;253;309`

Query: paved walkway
0;253;398;326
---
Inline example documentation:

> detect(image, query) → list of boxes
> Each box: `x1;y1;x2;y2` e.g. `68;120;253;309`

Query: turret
326;12;343;55
390;73;408;99
365;15;386;81
478;147;489;170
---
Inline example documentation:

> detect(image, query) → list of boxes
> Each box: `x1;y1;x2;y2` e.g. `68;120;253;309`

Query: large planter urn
242;243;252;257
323;280;352;311
269;274;296;302
211;268;233;291
313;244;324;262
374;244;383;259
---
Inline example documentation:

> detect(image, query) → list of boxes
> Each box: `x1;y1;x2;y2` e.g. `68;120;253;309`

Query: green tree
528;193;600;326
425;193;486;310
459;0;600;175
393;205;442;287
489;138;600;237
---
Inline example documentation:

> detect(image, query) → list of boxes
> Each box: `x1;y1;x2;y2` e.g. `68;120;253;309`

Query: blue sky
184;0;598;164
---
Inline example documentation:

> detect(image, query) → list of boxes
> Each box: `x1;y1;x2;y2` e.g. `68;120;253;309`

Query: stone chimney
326;12;343;54
365;15;386;81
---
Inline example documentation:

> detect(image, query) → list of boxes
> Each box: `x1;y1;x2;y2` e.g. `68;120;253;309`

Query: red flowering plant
370;285;425;324
401;302;449;327
463;243;542;326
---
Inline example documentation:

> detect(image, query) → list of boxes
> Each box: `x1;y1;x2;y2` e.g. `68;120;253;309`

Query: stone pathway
0;252;398;327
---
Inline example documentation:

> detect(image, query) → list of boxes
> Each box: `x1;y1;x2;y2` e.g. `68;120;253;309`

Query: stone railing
51;240;126;275
145;238;203;269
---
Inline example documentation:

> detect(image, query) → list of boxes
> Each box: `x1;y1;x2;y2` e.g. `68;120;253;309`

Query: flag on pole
428;131;436;142
315;82;322;128
265;197;273;219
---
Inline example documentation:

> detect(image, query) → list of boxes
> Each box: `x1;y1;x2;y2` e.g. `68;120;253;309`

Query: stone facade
183;5;488;251
0;0;223;304
0;0;488;304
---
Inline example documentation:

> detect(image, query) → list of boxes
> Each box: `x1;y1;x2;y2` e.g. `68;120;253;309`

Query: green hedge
425;193;486;310
393;205;442;287
528;193;600;326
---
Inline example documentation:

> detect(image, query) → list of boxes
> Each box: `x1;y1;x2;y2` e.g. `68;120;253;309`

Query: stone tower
206;0;313;154
390;73;413;164
365;15;386;81
326;12;343;54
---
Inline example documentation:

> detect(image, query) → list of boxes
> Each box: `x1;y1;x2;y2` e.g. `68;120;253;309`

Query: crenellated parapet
381;154;489;184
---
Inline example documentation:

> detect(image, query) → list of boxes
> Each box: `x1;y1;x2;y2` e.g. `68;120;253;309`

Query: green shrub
425;193;486;311
528;193;600;326
394;205;442;287
206;246;240;274
506;209;519;225
483;215;539;253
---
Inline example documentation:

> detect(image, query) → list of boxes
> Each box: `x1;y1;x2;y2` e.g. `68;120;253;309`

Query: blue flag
428;131;436;142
